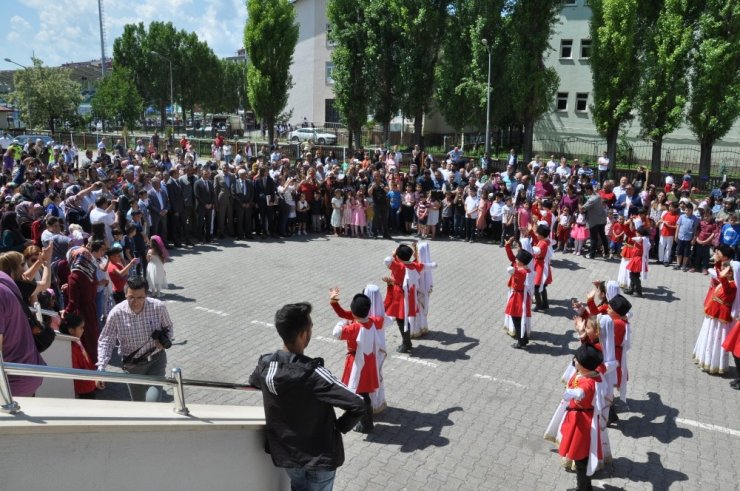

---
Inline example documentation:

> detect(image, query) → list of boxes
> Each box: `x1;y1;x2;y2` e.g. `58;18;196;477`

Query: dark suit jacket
166;177;185;214
147;187;170;215
254;176;276;204
194;177;216;209
214;172;234;198
232;178;255;205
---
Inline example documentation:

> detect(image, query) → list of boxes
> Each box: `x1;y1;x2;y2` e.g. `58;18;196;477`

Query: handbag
11;285;56;353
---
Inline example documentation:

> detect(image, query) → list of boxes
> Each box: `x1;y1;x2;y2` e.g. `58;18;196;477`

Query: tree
8;57;81;133
112;23;151;128
91;67;144;129
687;0;740;181
364;0;404;144
328;0;370;149
589;0;639;172
244;0;299;145
636;0;693;174
504;0;560;164
397;0;448;148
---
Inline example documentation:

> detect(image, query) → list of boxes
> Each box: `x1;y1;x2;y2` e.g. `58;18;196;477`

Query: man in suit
147;177;170;244
214;164;234;238
254;167;277;238
166;167;186;247
232;168;255;239
179;162;197;244
194;166;216;243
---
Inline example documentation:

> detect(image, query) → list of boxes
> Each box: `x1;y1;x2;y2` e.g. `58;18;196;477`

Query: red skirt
559;410;595;461
341;352;379;394
505;291;530;318
384;285;405;319
722;320;740;357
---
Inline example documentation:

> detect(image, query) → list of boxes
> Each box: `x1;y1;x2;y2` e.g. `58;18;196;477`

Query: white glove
563;388;585;401
332;321;346;339
506;266;515;276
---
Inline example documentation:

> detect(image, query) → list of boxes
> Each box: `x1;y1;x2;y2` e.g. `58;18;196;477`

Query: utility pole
98;0;107;78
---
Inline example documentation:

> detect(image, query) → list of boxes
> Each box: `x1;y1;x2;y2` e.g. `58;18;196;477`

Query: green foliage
91;67;143;128
687;0;740;145
589;0;639;137
244;0;299;142
8;57;82;132
328;0;370;145
637;0;692;141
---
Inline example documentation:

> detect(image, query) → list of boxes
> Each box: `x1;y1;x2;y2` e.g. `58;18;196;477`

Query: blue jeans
284;468;336;491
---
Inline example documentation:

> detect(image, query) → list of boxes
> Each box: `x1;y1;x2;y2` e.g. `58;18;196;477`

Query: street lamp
481;39;492;158
4;58;32;129
150;50;174;133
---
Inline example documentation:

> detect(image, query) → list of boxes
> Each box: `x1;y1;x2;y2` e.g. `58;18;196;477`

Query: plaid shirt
97;298;174;369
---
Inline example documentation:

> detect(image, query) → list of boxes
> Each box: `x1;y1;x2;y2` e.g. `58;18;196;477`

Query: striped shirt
97;297;174;369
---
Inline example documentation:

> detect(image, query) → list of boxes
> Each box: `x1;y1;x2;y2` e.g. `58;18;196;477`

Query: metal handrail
0;353;257;417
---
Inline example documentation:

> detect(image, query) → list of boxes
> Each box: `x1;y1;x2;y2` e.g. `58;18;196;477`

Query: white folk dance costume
364;284;390;414
504;237;535;337
414;242;434;338
693;261;740;374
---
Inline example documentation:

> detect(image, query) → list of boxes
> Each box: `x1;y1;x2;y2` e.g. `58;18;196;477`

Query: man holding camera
97;277;174;402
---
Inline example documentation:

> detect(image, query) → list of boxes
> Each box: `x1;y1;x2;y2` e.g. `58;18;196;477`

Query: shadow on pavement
619;392;693;443
604;452;689;491
421;328;479;346
551;257;585;270
639;286;679;303
162;292;196;302
525;329;574;357
410;328;480;362
366;406;463;452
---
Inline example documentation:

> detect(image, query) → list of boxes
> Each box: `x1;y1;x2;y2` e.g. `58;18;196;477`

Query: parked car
11;134;55;148
288;128;337;145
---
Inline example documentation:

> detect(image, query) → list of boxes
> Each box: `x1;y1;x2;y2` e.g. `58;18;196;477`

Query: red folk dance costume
533;238;554;288
723;320;740;359
331;302;381;394
617;228;636;288
384;256;423;329
693;261;740;374
559;373;602;463
504;243;533;342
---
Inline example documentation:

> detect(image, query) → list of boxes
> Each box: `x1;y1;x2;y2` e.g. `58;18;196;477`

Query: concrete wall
0;397;288;491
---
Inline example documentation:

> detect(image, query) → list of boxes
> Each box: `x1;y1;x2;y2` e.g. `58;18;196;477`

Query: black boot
573;458;593;491
608;405;619;425
533;288;543;311
541;287;549;310
396;318;412;353
354;393;374;433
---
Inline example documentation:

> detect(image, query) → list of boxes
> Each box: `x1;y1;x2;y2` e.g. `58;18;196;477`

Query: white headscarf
605;280;620;302
731;261;740;318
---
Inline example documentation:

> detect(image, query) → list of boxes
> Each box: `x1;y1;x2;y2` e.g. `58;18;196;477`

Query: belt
566;407;593;412
347;351;356;356
512;289;524;293
712;295;731;307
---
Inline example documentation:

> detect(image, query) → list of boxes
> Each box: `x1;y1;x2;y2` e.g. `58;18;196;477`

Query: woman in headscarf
0;212;31;253
14;200;35;237
64;243;104;363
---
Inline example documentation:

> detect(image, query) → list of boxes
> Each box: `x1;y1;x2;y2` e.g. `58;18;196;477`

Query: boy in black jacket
249;302;365;490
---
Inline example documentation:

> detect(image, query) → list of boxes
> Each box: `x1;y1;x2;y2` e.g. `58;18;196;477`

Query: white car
288;128;337;145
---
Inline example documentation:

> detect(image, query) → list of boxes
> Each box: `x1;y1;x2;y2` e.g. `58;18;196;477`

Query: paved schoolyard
101;234;740;490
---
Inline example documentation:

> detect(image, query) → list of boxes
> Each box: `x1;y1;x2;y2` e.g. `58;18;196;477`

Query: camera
151;328;172;349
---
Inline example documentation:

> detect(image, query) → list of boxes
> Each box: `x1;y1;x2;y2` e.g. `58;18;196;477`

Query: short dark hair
350;294;371;318
717;244;735;260
45;216;60;228
89;240;106;253
274;302;312;345
127;277;148;292
59;313;84;335
95;196;109;208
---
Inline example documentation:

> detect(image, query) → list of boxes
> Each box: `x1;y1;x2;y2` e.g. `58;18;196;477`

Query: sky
1;0;248;70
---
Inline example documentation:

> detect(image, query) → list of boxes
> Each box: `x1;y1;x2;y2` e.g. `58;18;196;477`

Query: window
325;62;335;85
580;39;592;59
326;24;336;47
576;93;589;112
556;93;569;111
560;39;573;59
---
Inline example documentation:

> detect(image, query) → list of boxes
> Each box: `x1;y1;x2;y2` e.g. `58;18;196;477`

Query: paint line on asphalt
195;306;229;317
675;417;740;438
392;355;437;368
315;335;340;344
250;320;274;327
474;373;527;389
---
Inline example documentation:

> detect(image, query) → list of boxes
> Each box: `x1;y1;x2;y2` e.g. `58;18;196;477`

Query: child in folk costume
722;319;740;390
571;205;589;256
146;235;168;298
382;243;437;353
503;237;534;349
617;216;637;289
545;344;606;491
623;226;650;297
693;260;740;375
531;223;554;312
329;290;382;433
583;280;621;318
363;284;391;412
414;242;434;338
598;294;632;425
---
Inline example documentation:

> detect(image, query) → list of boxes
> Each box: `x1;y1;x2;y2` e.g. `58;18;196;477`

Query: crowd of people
2;133;740;491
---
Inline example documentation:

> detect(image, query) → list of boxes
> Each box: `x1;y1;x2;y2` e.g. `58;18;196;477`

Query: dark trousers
588;223;609;258
512;316;528;347
357;393;374;432
465;217;476;241
396;317;411;349
235;204;253;238
389;208;400;233
150;213;168;243
374;206;389;237
574;458;592;491
502;223;514;244
258;204;274;235
694;244;711;270
183;206;196;241
168;210;185;245
534;285;549;309
629;271;643;295
734;355;740;381
196;207;214;241
491;220;503;243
